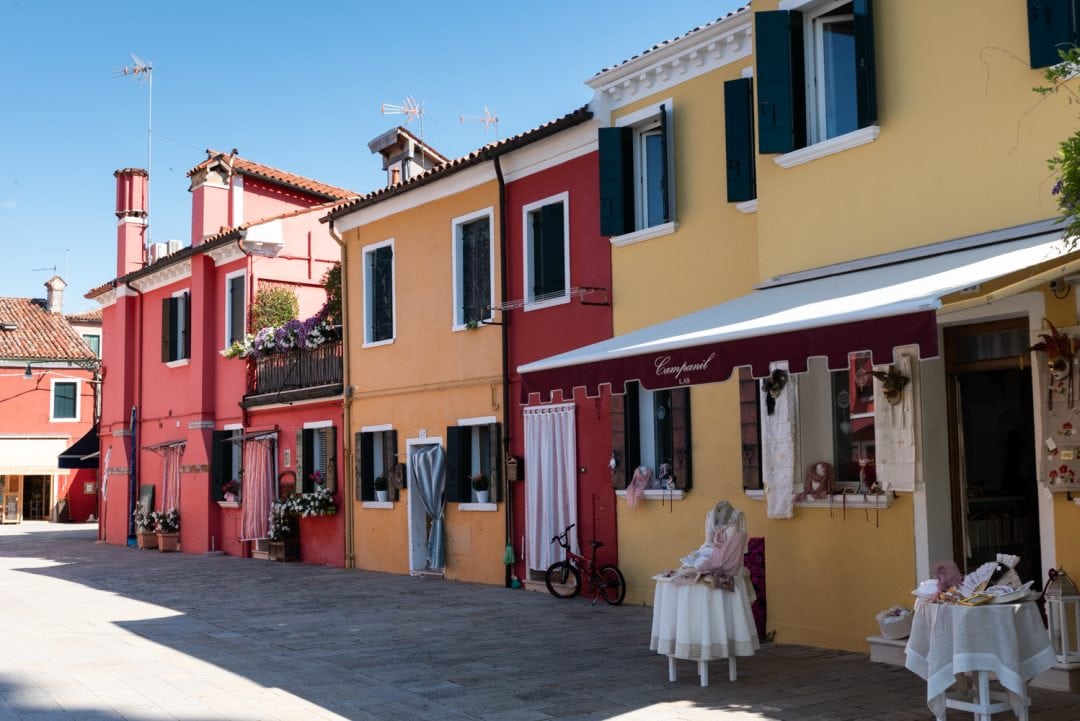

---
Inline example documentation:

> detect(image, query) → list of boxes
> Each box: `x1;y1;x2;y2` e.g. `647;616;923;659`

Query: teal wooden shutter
598;127;634;236
372;246;393;341
445;426;470;502
181;292;191;359
1028;0;1073;68
536;203;565;298
161;297;173;362
671;387;692;491
228;276;245;344
724;78;756;203
658;104;671;224
210;431;228;500
756;9;806;154
853;0;878;129
358;431;374;501
324;426;336;493
488;423;502;503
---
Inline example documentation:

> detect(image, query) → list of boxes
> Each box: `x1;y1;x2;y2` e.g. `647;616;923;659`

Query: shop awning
0;436;70;474
519;221;1071;400
58;425;100;469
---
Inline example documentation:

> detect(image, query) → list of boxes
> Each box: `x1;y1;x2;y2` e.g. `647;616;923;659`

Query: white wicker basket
877;611;913;640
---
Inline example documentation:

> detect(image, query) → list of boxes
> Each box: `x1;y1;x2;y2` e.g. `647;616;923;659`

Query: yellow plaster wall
341;179;506;586
753;0;1074;278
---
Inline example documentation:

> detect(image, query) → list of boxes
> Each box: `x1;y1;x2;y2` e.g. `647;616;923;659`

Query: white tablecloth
650;574;760;660
904;601;1056;718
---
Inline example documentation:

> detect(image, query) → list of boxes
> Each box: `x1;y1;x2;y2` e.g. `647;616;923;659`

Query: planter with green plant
374;475;389;502
133;508;157;549
471;473;491;503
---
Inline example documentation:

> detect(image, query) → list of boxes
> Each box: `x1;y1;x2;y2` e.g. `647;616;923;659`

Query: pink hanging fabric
161;444;185;511
241;438;275;541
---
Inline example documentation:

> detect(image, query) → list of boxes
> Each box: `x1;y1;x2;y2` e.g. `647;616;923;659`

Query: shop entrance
22;475;51;520
945;319;1042;587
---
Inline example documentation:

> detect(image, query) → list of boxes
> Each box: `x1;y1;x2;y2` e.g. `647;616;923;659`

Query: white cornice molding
586;17;751;112
94;287;118;308
128;258;192;293
206;242;245;266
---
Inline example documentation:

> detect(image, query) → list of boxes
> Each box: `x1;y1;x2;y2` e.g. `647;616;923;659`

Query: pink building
89;152;354;564
0;279;99;524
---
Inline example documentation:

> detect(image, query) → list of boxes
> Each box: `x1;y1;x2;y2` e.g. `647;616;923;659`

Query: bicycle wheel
545;561;581;599
597;564;626;605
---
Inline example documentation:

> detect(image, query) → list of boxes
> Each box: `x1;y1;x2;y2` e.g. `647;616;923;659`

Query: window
297;425;336;494
610;383;691;491
160;291;190;362
831;352;876;491
598;101;673;238
756;0;876;153
357;428;398;501
739;368;763;490
225;272;246;347
1027;0;1080;69
363;241;394;344
523;194;569;307
446;422;501;503
81;333;101;357
452;210;493;328
724;78;757;203
51;380;79;421
211;428;243;501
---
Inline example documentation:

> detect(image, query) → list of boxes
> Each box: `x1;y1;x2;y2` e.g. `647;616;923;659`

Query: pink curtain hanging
241;437;275;541
161;444;185;511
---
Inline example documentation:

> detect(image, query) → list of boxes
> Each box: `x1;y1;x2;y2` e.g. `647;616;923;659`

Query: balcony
241;340;343;408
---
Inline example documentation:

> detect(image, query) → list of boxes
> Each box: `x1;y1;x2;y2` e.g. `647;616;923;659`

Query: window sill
744;488;892;509
774;126;880;169
451;322;491;333
523;295;571;313
609;221;678;248
165;359;190;368
615;489;686;502
362;338;394;349
735;199;758;214
217;501;240;509
362;501;394;509
49;417;80;423
458;502;498;512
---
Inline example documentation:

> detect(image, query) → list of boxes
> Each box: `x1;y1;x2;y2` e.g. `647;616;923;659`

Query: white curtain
874;351;917;492
762;362;798;519
161;443;185;511
524;403;577;572
241;437;275;541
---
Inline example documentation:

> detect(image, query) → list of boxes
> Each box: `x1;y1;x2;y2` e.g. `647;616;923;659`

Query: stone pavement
2;523;1080;721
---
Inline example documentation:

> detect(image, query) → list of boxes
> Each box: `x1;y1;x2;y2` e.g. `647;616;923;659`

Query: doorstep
868;635;907;666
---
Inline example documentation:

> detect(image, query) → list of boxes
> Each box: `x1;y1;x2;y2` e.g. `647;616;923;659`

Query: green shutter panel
853;0;878;128
182;293;191;360
488;423;502;503
324;426;336;493
671;387;692;491
658;104;671;224
383;430;399;500
445;426;470;503
302;429;316;493
161;297;173;362
724;78;757;203
210;431;228;500
610;393;629;489
229;276;245;344
598;126;634;236
538;203;565;297
756;10;806;154
358;431;374;501
373;246;394;341
1028;0;1073;68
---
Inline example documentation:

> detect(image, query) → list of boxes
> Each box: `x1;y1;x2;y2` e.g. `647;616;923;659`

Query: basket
877;609;913;640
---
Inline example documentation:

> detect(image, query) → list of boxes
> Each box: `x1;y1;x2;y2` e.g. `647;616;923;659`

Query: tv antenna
381;95;426;142
459;106;500;140
114;53;153;242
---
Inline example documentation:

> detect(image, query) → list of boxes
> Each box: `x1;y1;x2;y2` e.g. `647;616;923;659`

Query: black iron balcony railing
247;340;343;398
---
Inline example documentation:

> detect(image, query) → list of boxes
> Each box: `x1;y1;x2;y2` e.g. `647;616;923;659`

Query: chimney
390;166;401;185
367;127;445;188
44;276;66;314
114;168;148;276
189;151;233;245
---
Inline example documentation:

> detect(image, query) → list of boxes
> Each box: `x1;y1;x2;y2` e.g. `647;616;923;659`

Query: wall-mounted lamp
23;363;32;380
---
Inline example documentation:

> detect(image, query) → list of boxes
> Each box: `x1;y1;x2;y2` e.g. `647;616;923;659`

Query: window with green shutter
724;77;757;203
525;194;568;305
357;428;398;502
1027;0;1080;69
51;381;78;420
226;273;246;346
364;242;394;344
597;102;673;238
452;211;494;328
299;426;336;494
160;291;191;362
446;422;502;503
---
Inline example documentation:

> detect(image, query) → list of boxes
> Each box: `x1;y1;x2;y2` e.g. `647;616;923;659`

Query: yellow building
521;0;1080;660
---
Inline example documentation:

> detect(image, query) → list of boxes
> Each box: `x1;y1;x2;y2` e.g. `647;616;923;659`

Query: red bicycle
545;524;626;605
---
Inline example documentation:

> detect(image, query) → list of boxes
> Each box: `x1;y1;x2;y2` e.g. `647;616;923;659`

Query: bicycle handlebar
550;523;576;545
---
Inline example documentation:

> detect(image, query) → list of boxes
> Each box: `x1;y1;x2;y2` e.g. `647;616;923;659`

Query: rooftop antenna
46;248;70;280
459;106;500;140
381;95;427;153
114;53;153;244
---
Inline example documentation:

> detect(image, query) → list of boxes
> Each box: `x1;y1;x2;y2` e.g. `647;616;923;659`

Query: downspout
129;281;144;543
328;219;356;570
493;155;512;588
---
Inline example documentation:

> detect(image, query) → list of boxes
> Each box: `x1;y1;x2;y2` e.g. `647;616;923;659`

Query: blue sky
0;1;745;314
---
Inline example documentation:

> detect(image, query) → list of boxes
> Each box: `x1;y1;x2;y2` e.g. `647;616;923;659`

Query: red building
501;117;619;585
89;152;354;564
0;279;99;524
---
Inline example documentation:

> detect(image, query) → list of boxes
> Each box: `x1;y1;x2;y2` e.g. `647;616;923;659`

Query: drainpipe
328;219;356;570
493;155;512;588
129;281;145;543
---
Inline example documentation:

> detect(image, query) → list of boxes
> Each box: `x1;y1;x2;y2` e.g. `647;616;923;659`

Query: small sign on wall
83;482;97;495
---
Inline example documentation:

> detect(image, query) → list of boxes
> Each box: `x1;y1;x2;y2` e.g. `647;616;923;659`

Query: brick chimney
114;168;148;276
189;151;233;244
44;276;66;313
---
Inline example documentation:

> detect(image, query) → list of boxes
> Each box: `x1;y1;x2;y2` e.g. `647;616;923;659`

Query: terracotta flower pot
136;531;158;549
157;532;179;552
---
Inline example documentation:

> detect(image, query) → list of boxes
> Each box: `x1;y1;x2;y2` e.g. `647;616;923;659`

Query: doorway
945;320;1042;586
406;439;446;575
22;475;51;520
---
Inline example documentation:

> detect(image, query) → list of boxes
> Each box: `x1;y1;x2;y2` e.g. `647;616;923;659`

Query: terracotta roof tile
66;308;102;324
324;106;593;222
0;297;98;361
187;150;356;200
591;4;750;77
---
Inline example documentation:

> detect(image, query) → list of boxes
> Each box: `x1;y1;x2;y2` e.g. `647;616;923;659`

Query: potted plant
374;475;389;502
471;473;491;504
151;508;180;552
132;508;157;549
267;497;300;561
222;479;240;503
298;478;337;516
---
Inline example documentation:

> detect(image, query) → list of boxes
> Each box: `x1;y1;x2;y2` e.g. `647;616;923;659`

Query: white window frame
611;98;677;246
455;415;498;510
164;288;191;366
360;423;395;509
450;207;495;331
224;269;246;350
50;378;81;422
521;192;571;311
806;0;856;145
362;238;396;348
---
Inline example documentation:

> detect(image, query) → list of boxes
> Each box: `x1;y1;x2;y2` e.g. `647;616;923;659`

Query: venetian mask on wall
761;368;789;415
871;366;910;406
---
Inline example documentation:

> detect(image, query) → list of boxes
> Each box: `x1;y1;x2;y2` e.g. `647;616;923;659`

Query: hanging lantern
1045;568;1080;663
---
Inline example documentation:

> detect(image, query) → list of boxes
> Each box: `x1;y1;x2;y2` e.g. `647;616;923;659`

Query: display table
904;601;1056;720
650;573;759;687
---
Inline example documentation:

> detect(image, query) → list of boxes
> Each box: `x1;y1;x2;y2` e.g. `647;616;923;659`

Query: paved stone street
1;523;1079;721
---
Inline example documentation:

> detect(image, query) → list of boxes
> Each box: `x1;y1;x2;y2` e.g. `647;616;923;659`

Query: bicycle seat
589;540;603;549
